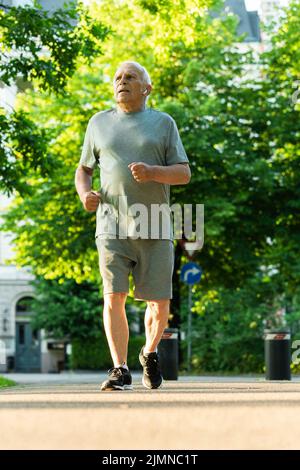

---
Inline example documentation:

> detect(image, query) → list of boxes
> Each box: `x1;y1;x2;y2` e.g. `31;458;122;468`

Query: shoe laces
108;367;123;379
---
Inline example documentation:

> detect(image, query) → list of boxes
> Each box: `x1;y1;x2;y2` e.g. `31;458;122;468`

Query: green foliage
182;280;269;373
180;274;300;373
71;335;145;370
29;276;103;340
0;0;110;196
258;0;300;297
1;63;110;282
0;0;110;92
0;109;57;195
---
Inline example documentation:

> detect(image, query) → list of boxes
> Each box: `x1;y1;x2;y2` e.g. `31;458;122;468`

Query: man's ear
143;84;152;96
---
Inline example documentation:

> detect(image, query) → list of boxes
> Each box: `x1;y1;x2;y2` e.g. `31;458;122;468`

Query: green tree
0;0;110;195
259;0;300;300
3;0;300;372
3;0;241;285
29;275;103;340
2;64;109;283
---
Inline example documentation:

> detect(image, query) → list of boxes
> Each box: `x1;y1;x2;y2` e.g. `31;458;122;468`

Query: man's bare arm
128;162;191;185
151;163;191;185
75;165;101;212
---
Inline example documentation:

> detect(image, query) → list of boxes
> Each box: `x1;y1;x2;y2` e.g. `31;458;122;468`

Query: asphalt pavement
1;373;300;450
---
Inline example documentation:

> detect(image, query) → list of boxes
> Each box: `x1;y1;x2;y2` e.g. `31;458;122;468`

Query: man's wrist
149;165;158;182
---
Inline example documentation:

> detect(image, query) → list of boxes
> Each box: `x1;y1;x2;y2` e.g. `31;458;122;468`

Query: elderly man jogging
75;61;191;391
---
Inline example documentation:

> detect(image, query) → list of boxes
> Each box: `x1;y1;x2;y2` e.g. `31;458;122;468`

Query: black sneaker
100;366;133;391
139;347;163;389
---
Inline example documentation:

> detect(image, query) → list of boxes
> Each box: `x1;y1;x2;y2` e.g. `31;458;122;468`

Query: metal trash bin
264;328;291;380
158;328;178;380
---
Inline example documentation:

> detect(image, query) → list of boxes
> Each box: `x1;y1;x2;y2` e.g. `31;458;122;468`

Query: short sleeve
79;119;98;170
165;117;189;166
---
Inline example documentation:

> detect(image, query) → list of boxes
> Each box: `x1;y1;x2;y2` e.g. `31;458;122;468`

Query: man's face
113;64;147;106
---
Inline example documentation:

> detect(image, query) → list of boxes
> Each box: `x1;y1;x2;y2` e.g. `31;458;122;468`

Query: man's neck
117;102;146;113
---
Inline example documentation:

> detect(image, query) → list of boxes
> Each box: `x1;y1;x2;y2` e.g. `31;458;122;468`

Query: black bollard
264;328;291;380
158;328;179;380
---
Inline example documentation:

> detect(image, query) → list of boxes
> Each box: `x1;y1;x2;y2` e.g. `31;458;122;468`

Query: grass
0;376;16;389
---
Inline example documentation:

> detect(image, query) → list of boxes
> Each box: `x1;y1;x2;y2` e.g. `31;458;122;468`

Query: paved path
1;374;300;449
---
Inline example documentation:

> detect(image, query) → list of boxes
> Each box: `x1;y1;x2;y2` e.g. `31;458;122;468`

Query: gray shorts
95;237;174;300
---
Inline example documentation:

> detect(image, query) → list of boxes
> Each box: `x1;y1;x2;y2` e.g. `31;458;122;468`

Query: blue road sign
180;262;203;285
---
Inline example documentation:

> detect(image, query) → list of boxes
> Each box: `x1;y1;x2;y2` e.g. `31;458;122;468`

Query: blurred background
0;0;299;375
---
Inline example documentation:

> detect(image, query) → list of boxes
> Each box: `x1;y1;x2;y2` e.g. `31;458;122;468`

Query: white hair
117;61;152;85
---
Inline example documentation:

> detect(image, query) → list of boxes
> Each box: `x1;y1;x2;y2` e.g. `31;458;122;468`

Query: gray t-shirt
79;107;189;239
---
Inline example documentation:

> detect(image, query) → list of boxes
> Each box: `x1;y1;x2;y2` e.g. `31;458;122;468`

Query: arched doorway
15;296;41;372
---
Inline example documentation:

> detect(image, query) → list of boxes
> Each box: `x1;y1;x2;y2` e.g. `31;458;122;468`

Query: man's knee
104;292;127;309
147;299;170;316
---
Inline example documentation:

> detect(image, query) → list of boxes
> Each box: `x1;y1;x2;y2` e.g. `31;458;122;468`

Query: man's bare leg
139;299;169;389
144;299;170;353
103;292;129;367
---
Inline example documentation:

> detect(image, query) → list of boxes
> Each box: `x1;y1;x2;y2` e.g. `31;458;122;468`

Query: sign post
187;284;192;372
180;261;203;371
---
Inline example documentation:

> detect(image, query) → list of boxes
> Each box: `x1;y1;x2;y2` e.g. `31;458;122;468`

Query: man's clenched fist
81;191;101;212
128;162;154;183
